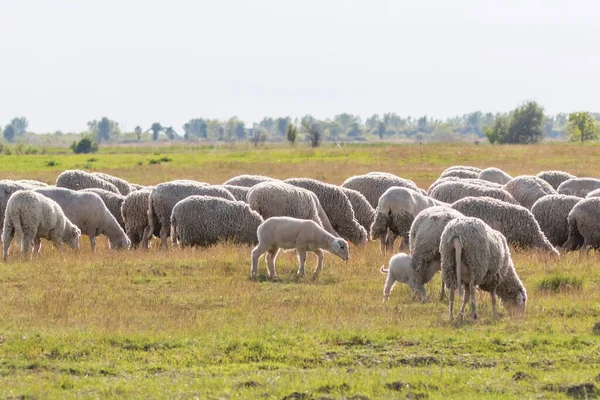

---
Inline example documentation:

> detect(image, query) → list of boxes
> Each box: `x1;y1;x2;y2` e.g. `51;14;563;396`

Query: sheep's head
110;235;131;250
501;289;527;317
338;220;368;246
330;238;350;261
64;225;81;250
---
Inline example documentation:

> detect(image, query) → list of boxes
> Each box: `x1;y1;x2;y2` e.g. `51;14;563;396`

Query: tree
286;124;298;145
70;136;98;154
376;122;386;140
3;125;15;142
275;117;289;136
302;121;322;147
10;117;28;136
150;123;163;141
506;101;545;144
134;126;142;141
183;119;208;139
567;111;598;142
484;114;510;144
88;117;119;141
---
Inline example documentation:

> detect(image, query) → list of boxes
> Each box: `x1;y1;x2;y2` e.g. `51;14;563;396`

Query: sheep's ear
331;240;341;253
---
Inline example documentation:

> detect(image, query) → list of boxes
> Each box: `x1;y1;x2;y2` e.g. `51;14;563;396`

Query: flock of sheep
1;166;598;321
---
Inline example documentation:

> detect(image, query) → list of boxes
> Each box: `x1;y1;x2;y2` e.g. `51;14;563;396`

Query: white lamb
380;252;413;302
251;216;349;279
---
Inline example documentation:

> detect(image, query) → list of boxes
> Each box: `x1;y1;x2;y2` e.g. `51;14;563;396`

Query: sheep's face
65;226;81;250
502;290;527;317
331;239;350;261
110;236;131;250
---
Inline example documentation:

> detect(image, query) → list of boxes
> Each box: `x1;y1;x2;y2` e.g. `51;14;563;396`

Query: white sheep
557;178;600;198
341;174;419;208
536;170;575;190
503;175;556;209
250;217;349;279
478;167;512;185
380;252;413;302
56;169;120;194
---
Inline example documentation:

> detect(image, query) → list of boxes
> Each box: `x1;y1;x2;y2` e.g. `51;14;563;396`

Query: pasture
1;143;599;399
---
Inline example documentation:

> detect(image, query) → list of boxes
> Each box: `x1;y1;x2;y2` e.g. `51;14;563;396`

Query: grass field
1;143;599;399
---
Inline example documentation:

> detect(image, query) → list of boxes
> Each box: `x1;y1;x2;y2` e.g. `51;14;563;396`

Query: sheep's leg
383;272;396;302
141;226;151;249
457;283;470;321
265;249;278;278
378;235;386;254
21;230;34;259
438;280;446;302
33;237;42;255
312;249;324;278
159;226;169;249
448;287;455;321
398;236;409;253
297;250;307;276
2;227;14;262
385;231;395;253
89;235;96;252
469;283;478;320
250;244;267;277
490;288;498;320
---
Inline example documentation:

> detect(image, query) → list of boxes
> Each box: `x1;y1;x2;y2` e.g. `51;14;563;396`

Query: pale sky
1;0;599;133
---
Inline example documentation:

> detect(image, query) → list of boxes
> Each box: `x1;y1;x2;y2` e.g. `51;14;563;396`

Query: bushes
71;136;99;154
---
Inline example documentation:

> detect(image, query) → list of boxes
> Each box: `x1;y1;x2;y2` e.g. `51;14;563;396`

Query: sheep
503;175;557;209
247;181;338;237
450;196;559;255
147;180;235;248
0;180;46;237
440;216;527;321
171;196;264;247
442;166;482;174
439;169;480;179
478;167;512;185
531;195;581;247
370;187;446;254
380;252;413;302
15;180;48;187
340;187;376;233
223;174;279;187
56;170;120;194
34;187;130;251
3;190;80;261
536;170;576;190
427;177;501;195
250;216;349;278
405;206;465;301
285;178;367;245
562;197;600;251
121;187;157;249
429;180;517;205
220;184;250;202
587;189;600;198
91;172;133;195
129;183;145;191
82;188;126;230
341;174;419;208
557;178;600;198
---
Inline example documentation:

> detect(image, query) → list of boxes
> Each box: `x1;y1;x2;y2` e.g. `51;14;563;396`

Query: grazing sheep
531;195;581;247
341;187;376;233
536;170;576;190
247;181;338;237
370;187;446;254
285;178;367;245
171;196;264;247
129;183;145;191
15;180;48;187
82;188;126;230
3;190;80;261
557;178;600;198
478;167;512;185
427;177;501;195
450;196;559;255
223;174;279;187
91;172;132;195
406;206;465;301
439;169;480;179
34;187;130;251
56;170;120;194
562;197;600;251
341;174;419;208
147;180;234;248
440;216;527;320
442;166;482;174
0;180;46;237
121;188;157;249
380;252;413;302
503;175;557;209
250;216;349;278
429;180;517;205
220;184;251;202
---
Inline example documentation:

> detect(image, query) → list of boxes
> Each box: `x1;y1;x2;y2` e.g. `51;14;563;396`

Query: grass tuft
536;274;583;292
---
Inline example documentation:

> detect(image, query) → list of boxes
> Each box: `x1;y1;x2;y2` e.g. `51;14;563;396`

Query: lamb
82;188;126;229
340;187;376;233
427;177;501;195
147;180;235;248
557;178;600;198
247;181;338;237
341;174;419;208
531;195;581;247
478;167;512;185
3;190;80;261
171;196;264;247
285;178;367;245
250;216;349;278
429;180;517;204
503;175;557;209
440;216;527;321
56;170;120;194
0;180;46;237
380;252;413;302
220;184;251;202
450;196;559;255
223;174;279;187
121;187;157;249
34;187;130;251
536;170;576;190
370;187;446;254
562;197;600;251
405;206;465;301
91;172;133;195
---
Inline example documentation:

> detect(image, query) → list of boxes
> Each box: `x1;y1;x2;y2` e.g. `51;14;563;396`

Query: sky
1;0;599;133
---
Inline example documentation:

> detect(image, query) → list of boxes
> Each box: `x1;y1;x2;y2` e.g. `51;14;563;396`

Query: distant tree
567;111;599;142
275;117;289;136
376;122;386;140
346;122;362;137
10;117;28;136
70;136;98;154
150;123;163;141
163;127;177;140
302;121;322;147
484;114;510;144
286;123;298;145
134;126;142;141
365;114;381;130
183;119;208;139
88;117;119;141
3;124;15;142
506;101;545;144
